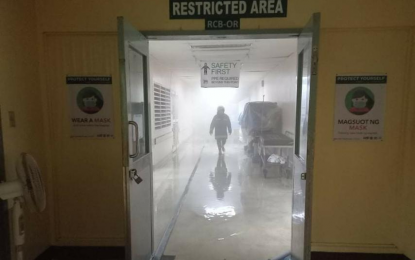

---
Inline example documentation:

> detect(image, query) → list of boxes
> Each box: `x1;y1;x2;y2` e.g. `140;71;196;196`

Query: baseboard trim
35;246;125;260
312;242;400;254
34;246;412;260
53;237;125;247
311;252;411;260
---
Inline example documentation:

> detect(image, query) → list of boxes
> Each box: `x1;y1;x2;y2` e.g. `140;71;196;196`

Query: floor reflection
164;139;292;260
153;139;204;253
204;205;236;220
209;155;232;200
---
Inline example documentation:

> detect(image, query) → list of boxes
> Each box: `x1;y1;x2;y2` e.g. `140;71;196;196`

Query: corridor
163;137;292;260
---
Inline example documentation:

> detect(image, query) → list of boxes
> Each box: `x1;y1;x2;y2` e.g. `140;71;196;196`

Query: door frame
140;26;317;259
142;28;301;40
0;108;11;260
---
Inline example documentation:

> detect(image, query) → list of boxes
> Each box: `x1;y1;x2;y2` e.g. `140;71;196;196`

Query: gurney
239;101;282;134
239;101;294;177
239;101;282;158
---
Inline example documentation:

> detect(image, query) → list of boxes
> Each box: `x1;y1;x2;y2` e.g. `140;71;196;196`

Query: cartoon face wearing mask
349;89;374;115
352;95;368;108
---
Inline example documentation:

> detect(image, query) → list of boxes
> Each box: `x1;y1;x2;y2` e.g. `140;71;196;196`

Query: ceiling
150;38;297;89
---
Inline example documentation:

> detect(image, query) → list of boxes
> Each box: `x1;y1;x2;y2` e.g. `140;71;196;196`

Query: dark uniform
210;112;232;153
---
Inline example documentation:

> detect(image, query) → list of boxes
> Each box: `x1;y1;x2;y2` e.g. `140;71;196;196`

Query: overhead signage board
333;75;387;141
200;61;241;88
67;76;114;138
170;0;288;30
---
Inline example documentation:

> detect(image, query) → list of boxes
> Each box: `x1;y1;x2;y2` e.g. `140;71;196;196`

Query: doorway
150;38;297;260
118;13;319;260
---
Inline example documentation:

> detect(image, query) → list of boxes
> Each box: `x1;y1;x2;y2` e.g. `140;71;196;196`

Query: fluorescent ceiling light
191;43;252;49
192;49;251;53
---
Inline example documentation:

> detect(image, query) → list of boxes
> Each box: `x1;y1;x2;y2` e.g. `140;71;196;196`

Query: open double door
117;13;320;260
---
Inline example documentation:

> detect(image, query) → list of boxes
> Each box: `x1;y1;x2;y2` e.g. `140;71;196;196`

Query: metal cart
258;132;294;178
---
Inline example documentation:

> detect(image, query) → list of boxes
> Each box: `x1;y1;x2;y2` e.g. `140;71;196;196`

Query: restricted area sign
333;75;387;141
200;61;241;88
169;0;288;30
170;0;287;19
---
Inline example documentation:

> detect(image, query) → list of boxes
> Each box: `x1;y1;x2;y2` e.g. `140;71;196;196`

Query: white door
291;13;320;260
118;17;153;260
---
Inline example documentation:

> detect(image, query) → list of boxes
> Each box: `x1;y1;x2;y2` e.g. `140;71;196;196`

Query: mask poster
200;61;241;88
334;75;387;141
67;76;114;138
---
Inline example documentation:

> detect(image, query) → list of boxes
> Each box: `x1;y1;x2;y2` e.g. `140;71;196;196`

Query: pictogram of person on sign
201;63;210;75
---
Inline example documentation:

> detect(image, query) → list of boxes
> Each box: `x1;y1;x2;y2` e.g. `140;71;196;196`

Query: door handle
129;169;143;185
128;121;140;158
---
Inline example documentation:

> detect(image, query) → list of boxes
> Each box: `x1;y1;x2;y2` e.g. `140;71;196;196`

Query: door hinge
312;46;318;75
301;172;307;180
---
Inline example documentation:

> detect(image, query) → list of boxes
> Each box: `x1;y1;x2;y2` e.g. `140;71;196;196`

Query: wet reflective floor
153;139;204;252
163;138;292;260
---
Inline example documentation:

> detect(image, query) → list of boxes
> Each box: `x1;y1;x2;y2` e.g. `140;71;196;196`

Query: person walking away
210;106;232;154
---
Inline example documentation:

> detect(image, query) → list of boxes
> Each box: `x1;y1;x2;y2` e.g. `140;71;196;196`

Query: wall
40;37;201;246
33;0;415;258
248;31;414;257
150;57;195;165
150;58;174;165
171;78;195;145
151;74;197;252
43;34;125;246
250;53;298;135
311;28;411;254
0;0;50;259
36;0;414;32
399;30;415;260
